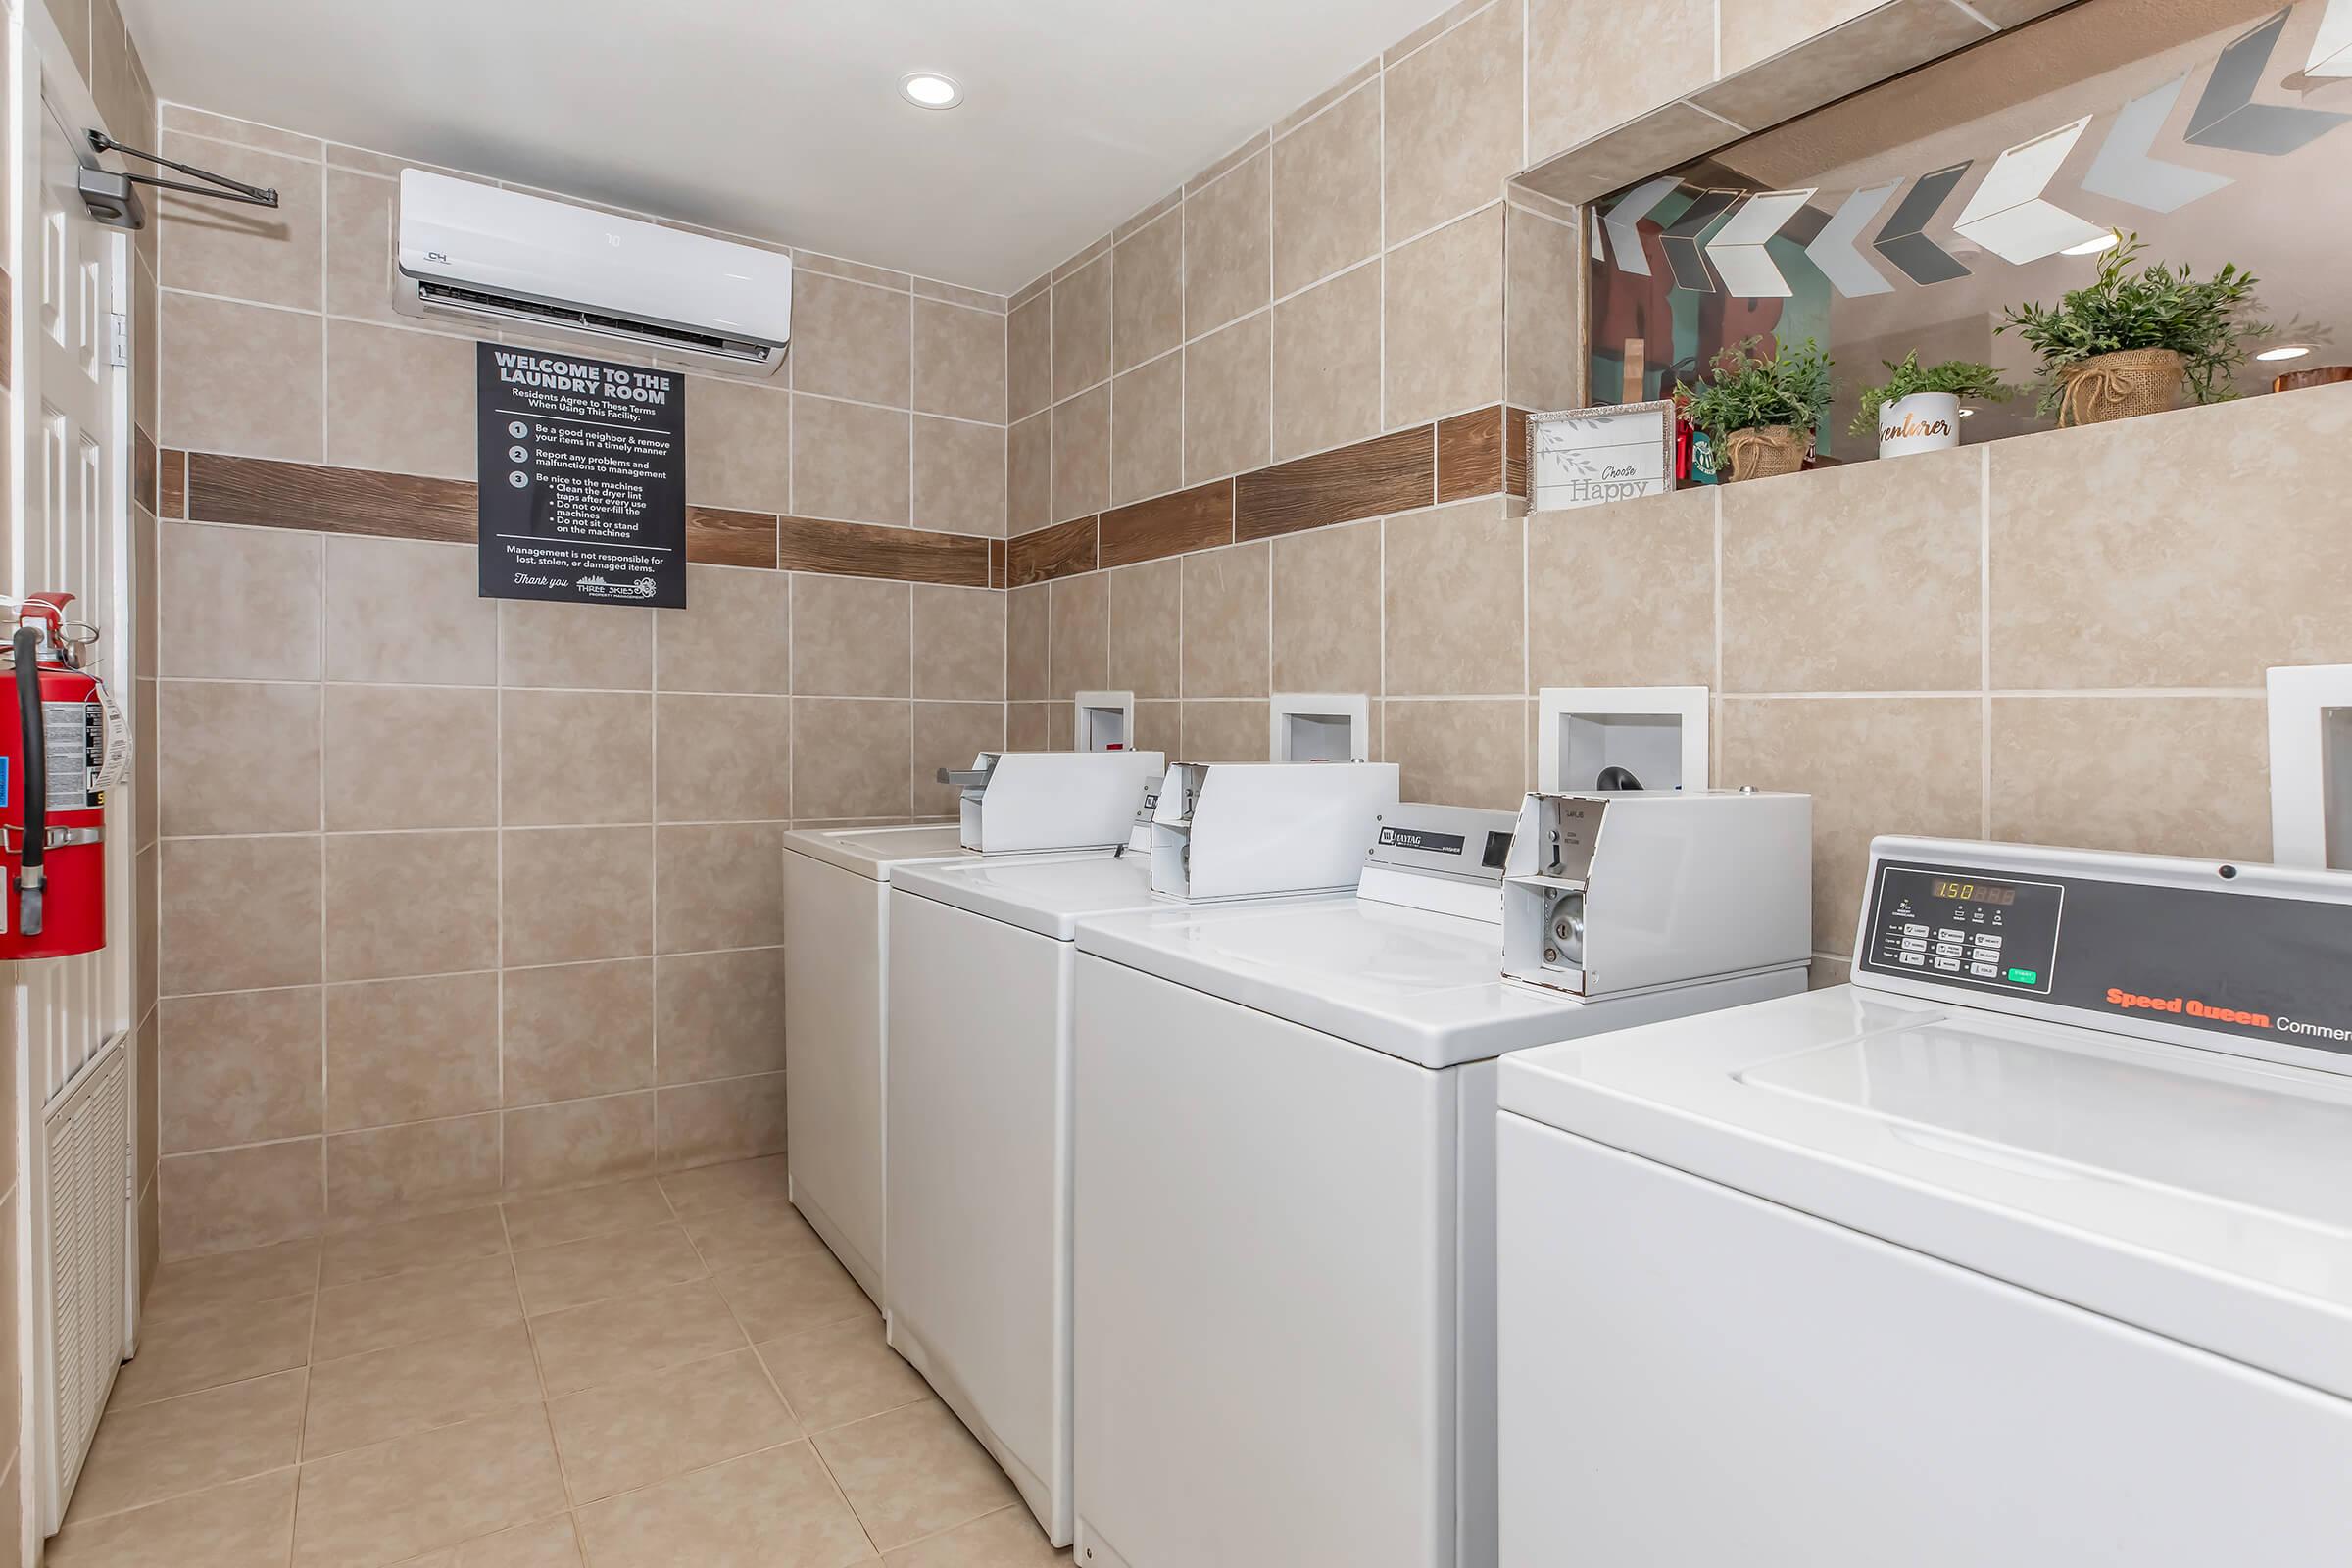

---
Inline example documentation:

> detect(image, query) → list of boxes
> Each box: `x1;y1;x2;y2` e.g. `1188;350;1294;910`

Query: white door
21;59;133;1097
10;4;141;1539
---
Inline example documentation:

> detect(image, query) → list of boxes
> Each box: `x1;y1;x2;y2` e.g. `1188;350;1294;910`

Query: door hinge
107;312;128;368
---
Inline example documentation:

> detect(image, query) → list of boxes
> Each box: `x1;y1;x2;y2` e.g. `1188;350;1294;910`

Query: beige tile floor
54;1156;1071;1568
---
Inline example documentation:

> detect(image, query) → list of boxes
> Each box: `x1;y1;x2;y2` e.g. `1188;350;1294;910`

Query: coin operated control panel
1855;836;2352;1077
1500;789;1812;999
940;748;1166;854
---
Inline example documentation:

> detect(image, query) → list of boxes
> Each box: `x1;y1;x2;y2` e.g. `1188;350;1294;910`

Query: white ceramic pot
1875;391;1961;459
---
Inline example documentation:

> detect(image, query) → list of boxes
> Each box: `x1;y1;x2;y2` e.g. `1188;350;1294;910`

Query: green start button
2006;967;2039;985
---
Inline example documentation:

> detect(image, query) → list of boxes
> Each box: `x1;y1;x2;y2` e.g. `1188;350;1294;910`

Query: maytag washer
1068;794;1813;1568
885;761;1398;1545
1495;836;2352;1566
780;750;1160;1308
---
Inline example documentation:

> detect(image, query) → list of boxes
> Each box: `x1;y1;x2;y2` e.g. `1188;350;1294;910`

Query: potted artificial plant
1849;352;2012;459
1674;337;1833;481
1998;233;2260;427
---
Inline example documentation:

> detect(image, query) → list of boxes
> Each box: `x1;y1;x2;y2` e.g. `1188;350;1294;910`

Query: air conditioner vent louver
394;171;791;378
413;280;773;363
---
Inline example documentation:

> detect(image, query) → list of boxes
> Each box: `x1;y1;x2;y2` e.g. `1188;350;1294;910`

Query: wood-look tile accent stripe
1098;480;1234;568
186;453;476;542
1236;425;1436;542
1435;407;1504;505
684;507;778;569
1006;515;1099;586
168;403;1529;593
174;450;995;585
775;514;990;588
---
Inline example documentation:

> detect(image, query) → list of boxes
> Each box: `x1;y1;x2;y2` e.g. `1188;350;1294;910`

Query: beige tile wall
1008;2;1554;536
1004;0;1983;541
998;0;2307;986
152;529;1005;1259
1015;384;2352;970
150;107;1011;1260
133;0;2308;1256
154;105;1008;538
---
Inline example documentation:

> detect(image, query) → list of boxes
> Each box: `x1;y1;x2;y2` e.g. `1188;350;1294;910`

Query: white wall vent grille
42;1043;128;1507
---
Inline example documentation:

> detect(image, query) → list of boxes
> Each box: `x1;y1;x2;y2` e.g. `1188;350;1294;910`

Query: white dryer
1495;837;2352;1566
886;760;1398;1546
1068;796;1813;1568
782;749;1160;1309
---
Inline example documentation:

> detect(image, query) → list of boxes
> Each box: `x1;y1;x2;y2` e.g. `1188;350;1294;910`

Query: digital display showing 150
1933;880;2017;906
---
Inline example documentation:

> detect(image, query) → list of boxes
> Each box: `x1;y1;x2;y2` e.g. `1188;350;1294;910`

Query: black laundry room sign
476;344;687;608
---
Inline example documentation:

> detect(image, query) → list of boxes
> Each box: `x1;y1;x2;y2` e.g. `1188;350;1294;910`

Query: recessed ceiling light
900;72;961;109
2061;231;2121;256
2256;343;2314;362
1957;407;1976;416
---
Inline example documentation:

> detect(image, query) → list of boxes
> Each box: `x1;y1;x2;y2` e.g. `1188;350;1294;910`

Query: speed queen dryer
1494;837;2352;1567
781;750;1160;1307
1068;791;1813;1568
886;760;1397;1546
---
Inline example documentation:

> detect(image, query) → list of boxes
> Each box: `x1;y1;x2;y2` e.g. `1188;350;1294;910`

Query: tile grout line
94;1166;886;1552
494;570;509;1200
315;533;331;1228
646;608;662;1105
494;1199;565;1507
299;1251;324;1568
1980;443;1994;840
1713;486;1725;786
668;1189;890;1558
1034;194;1508;432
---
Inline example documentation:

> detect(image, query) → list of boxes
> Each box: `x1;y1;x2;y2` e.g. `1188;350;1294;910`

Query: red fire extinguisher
3;594;118;958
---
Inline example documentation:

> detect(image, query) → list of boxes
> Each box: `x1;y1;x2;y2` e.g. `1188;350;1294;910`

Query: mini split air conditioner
393;170;791;375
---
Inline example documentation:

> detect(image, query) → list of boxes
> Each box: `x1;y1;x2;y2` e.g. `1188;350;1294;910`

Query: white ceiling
120;0;1452;294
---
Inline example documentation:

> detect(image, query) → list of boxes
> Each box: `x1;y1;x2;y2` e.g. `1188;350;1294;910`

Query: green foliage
1848;352;2014;438
1672;337;1834;439
1997;234;2260;417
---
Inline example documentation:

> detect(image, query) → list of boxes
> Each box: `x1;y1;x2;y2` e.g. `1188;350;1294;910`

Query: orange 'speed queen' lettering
2107;988;2272;1028
2106;988;2183;1013
2187;998;2272;1029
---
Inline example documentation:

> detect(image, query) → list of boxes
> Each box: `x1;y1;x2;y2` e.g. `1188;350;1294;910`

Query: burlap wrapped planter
1721;424;1808;482
2055;347;2187;427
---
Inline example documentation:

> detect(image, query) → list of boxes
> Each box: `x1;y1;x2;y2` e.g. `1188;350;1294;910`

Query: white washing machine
783;823;973;1304
1068;795;1814;1568
782;750;1160;1308
1495;836;2352;1566
886;761;1398;1545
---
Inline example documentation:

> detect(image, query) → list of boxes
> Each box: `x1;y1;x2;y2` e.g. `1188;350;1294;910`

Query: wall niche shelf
1515;0;2350;476
1511;0;2077;211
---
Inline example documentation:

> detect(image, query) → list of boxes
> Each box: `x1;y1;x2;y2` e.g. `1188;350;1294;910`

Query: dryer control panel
1855;837;2352;1076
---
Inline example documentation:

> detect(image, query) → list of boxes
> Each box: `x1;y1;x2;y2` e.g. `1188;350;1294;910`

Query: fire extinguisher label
43;698;102;811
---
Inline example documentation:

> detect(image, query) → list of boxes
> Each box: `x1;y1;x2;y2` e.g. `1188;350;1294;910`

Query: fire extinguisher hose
13;625;44;935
